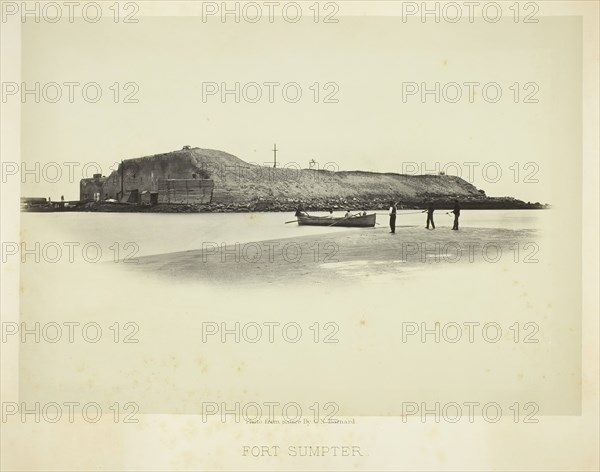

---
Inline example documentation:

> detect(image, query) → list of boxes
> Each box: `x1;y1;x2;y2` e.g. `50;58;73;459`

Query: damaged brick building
80;147;219;205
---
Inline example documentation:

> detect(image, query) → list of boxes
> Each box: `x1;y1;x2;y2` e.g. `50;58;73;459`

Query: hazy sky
19;15;581;202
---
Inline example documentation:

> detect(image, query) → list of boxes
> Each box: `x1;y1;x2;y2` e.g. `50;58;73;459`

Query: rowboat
296;213;376;228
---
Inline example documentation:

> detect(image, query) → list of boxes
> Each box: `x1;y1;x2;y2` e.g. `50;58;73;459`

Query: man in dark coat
424;201;435;229
389;201;397;233
452;200;460;230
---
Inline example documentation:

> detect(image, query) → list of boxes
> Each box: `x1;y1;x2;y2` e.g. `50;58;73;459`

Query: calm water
21;209;548;259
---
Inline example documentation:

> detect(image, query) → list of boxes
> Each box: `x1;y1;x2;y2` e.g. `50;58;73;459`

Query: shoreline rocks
23;196;548;213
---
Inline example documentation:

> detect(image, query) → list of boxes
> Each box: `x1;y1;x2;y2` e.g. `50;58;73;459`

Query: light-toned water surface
21;209;550;259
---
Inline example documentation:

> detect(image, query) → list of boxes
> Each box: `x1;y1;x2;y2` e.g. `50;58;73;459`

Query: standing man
424;201;435;229
452;200;460;230
389;201;397;233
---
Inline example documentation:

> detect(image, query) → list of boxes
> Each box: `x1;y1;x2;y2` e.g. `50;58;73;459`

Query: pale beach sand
126;225;538;284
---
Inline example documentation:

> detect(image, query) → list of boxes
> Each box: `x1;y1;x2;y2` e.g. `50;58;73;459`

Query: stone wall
80;175;108;201
157;179;214;204
82;153;219;204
